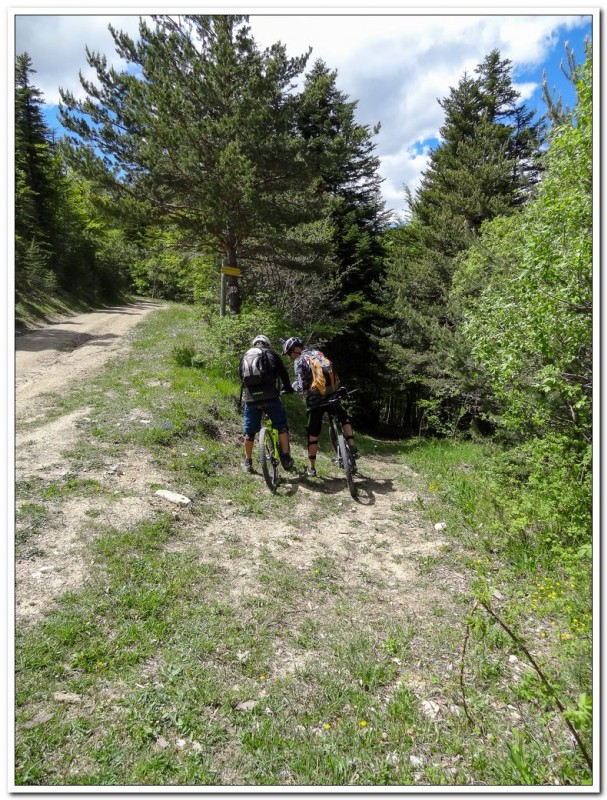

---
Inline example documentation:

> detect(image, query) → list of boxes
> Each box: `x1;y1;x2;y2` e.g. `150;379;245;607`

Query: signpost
220;264;242;315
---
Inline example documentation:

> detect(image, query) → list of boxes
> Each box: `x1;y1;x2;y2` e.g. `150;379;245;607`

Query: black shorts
306;401;349;438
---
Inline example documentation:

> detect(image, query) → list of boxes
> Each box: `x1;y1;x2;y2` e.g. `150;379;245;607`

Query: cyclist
282;336;357;478
239;335;295;474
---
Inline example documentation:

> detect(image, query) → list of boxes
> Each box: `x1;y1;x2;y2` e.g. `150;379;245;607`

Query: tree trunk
225;233;241;315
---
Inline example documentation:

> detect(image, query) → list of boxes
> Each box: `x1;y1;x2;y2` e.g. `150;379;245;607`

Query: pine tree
59;15;329;311
382;49;545;433
15;53;62;292
296;60;390;424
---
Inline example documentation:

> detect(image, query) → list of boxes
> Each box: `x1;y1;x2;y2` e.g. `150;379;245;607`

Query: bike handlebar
336;387;358;399
316;387;358;409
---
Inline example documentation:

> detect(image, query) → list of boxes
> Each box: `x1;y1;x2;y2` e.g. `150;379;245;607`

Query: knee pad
277;427;289;435
307;436;319;450
244;434;256;442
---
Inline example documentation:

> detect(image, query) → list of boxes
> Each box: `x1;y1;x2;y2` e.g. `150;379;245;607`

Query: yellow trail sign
221;266;241;277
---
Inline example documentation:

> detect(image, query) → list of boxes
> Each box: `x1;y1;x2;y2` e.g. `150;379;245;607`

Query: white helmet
252;334;271;349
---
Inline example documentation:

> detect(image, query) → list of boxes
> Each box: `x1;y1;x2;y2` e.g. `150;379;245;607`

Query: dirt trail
15;301;166;619
15;301;460;624
15;301;162;421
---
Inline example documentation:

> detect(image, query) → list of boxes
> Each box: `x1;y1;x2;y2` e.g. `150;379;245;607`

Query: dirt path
15;301;162;421
15;302;459;626
14;300;167;619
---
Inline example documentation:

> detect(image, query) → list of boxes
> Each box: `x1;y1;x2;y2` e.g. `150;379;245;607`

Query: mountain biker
282;336;358;478
239;335;295;474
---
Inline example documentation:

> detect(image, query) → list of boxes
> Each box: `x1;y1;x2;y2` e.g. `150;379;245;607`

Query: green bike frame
259;413;281;493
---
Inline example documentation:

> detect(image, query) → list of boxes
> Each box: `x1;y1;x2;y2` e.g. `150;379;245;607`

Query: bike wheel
259;427;280;493
329;420;338;453
337;434;358;499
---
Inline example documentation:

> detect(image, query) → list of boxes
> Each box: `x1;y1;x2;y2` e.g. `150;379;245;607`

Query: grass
14;302;594;788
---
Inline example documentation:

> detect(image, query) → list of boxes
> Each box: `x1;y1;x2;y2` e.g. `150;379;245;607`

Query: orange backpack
303;349;339;397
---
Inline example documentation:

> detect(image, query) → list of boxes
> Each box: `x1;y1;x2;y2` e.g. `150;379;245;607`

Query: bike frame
262;413;280;458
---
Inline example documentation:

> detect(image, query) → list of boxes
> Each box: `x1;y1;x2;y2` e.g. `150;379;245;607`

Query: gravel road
14;300;165;620
15;301;163;419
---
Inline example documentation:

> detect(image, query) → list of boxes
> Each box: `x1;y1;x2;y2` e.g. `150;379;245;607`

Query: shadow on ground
272;469;396;506
15;331;120;353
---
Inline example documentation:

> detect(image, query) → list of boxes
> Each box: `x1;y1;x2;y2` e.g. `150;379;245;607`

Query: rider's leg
307;436;319;467
243;403;261;464
244;437;255;459
268;400;291;457
306;408;323;470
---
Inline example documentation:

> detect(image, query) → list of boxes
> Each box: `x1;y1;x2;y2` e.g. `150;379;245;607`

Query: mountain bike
259;409;282;493
323;387;359;499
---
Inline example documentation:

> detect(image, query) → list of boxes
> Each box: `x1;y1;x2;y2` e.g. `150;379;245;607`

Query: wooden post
220;272;227;317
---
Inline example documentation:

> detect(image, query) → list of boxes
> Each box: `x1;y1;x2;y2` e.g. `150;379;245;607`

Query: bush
194;303;291;377
171;343;197;367
493;436;592;550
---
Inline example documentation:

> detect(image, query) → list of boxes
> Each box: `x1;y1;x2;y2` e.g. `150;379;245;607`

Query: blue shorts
243;399;288;438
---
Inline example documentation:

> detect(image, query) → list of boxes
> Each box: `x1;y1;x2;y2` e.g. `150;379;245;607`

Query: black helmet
282;336;303;355
252;334;271;349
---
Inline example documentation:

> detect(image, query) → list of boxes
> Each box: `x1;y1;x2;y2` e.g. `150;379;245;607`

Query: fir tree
15;53;62;292
296;60;390;424
383;49;545;433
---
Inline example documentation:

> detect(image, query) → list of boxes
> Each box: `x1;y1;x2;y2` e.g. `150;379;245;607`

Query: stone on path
154;489;192;507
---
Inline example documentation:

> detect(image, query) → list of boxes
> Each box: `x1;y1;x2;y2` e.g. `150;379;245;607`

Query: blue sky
12;9;594;220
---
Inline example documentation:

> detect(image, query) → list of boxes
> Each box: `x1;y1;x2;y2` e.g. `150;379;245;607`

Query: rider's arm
272;352;295;393
292;356;311;394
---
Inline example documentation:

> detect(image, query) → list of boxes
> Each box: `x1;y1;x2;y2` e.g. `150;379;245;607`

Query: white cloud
380;145;433;222
513;81;540;102
15;14;141;104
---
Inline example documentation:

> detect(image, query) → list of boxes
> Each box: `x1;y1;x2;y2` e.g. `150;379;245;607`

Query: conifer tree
296;60;390;424
59;15;329;311
15;53;61;291
383;49;545;433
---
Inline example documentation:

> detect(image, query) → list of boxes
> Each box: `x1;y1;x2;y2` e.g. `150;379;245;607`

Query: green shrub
171;343;197;367
195;303;291;377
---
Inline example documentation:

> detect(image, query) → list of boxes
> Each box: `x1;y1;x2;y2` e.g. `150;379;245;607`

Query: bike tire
259;427;280;493
329;421;338;453
338;434;358;499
